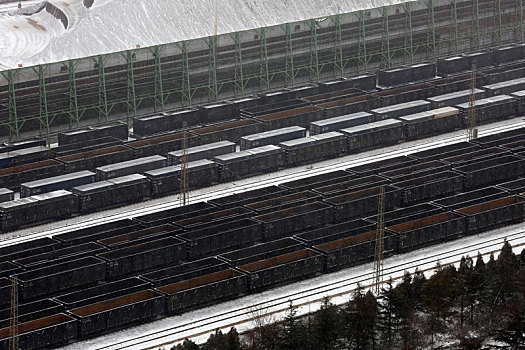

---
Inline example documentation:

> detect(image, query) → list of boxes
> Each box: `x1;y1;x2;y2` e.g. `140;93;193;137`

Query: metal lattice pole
425;0;436;60
153;45;165;112
232;32;245;96
259;28;270;91
380;6;391;69
333;11;344;77
467;64;477;141
373;186;386;295
471;0;481;50
9;277;18;350
284;23;296;87
180;121;189;206
66;60;80;129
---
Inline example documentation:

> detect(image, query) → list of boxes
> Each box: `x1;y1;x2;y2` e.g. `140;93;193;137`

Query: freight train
0;90;523;232
0;127;523;349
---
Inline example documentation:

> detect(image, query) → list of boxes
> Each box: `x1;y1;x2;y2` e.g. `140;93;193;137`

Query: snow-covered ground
59;223;525;350
0;0;405;69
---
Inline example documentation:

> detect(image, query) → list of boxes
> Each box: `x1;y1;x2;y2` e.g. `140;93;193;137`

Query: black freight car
323;185;401;223
20;170;95;197
55;277;150;309
178;218;264;259
427;89;485;109
156;268;248;314
454;155;525;190
98;225;182;250
340;119;405;153
0;159;66;191
432;187;507;210
483;77;525;96
0;314;78;350
167;141;236;165
398;107;463;140
455;195;525;234
371;100;431;119
279;132;347;167
141;257;228;287
0;190;79;231
69;290;166;338
97;237;186;281
58;122;128;145
314;229;398;271
388;212;467;252
240;126;306;150
214;145;284;182
455;95;517;125
245;191;321;215
73;174;151;212
96;155;166;180
56;145;134;173
237;247;323;291
145;159;219;197
394;171;465;205
253;201;334;241
190;119;264;144
309;112;374;135
209;186;287;209
255;106;323;129
13;256;106;300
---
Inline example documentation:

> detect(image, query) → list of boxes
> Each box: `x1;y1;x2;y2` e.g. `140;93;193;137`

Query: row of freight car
1;53;524;198
0;93;523;232
0;127;524;349
2;64;525;200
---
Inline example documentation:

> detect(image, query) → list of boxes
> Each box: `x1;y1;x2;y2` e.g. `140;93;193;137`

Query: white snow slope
0;0;404;69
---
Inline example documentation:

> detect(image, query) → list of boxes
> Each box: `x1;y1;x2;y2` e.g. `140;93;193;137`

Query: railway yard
0;0;524;349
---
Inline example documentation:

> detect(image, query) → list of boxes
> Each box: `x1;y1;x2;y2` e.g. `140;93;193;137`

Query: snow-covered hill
0;0;404;69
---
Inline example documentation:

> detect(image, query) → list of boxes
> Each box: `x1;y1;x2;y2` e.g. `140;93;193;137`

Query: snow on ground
0;0;406;68
59;222;525;350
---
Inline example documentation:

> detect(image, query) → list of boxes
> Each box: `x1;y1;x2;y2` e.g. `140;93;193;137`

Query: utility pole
180;121;189;206
467;64;478;141
373;186;386;295
9;277;18;350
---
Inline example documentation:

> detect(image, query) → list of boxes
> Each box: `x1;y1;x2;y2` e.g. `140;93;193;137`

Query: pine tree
203;329;227;350
421;265;459;344
278;301;308;350
392;272;417;349
226;327;243;350
378;279;397;348
171;339;200;350
312;297;342;350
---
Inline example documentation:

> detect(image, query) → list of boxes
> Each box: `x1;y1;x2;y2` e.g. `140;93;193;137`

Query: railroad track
2;117;525;248
68;224;525;350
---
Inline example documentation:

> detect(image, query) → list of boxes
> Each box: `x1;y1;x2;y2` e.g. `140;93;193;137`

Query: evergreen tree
391;272;417;349
225;327;243;350
421;265;458;344
378;279;397;348
202;329;227;350
277;301;308;350
311;297;343;350
344;288;378;349
171;339;200;350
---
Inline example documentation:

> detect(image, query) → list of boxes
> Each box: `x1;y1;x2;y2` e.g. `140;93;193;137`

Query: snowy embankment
0;0;405;69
